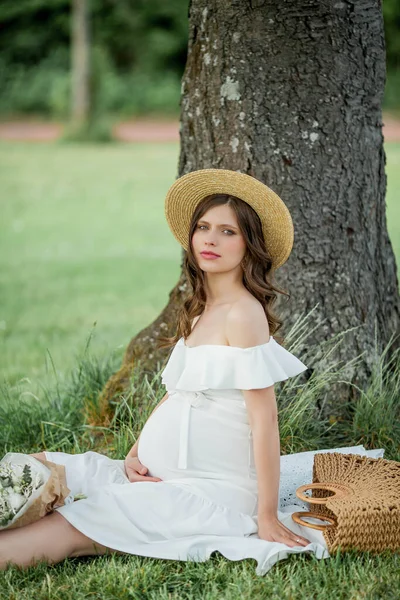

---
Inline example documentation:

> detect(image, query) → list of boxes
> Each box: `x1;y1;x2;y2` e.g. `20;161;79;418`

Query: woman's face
191;204;247;272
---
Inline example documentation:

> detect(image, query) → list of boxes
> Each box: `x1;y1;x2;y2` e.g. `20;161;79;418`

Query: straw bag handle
295;482;350;504
291;482;350;531
291;511;336;531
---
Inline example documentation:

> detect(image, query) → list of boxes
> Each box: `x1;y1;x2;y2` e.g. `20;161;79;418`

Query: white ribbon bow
169;390;205;470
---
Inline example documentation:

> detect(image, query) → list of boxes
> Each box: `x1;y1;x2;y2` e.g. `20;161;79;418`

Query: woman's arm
225;302;310;546
243;386;280;518
126;390;169;459
225;302;281;516
244;387;310;546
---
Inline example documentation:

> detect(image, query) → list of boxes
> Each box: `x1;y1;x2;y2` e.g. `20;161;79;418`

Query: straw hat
164;168;294;270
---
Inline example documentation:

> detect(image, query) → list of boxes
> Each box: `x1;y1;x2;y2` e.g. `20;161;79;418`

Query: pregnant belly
137;394;258;514
137;398;182;480
137;395;253;482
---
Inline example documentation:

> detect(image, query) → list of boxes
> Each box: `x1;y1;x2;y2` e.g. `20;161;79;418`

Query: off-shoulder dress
44;336;332;575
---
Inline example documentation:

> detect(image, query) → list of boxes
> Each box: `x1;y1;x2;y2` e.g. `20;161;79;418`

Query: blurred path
382;115;400;142
0;115;399;142
0;119;179;142
0;122;64;141
113;120;179;142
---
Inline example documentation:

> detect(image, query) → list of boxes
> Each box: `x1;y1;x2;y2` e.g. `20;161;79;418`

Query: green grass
0;141;399;597
0;141;181;386
1;550;398;600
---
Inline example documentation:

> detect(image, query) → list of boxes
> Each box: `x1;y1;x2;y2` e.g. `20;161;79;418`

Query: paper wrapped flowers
0;453;73;530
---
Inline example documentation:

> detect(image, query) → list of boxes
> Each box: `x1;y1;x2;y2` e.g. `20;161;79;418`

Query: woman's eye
196;225;234;235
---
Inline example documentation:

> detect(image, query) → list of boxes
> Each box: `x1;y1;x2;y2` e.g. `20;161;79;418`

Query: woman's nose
204;230;218;245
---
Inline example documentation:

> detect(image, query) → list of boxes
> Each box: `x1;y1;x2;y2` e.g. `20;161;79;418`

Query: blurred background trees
0;0;189;119
71;0;90;129
0;0;398;120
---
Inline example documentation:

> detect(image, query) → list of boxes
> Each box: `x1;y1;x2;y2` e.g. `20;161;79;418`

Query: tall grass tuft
335;335;400;461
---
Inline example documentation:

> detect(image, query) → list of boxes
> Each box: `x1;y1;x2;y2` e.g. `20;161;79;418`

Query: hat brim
164;169;294;270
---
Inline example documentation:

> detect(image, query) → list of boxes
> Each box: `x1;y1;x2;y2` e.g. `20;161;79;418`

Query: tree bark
100;0;400;419
71;0;90;126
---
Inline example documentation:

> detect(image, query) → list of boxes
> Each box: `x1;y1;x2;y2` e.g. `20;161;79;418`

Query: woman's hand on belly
124;456;163;483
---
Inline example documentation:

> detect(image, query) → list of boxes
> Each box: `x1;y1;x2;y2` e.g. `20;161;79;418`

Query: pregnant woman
1;169;330;574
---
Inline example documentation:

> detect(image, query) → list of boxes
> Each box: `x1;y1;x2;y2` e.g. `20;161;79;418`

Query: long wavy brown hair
157;193;290;350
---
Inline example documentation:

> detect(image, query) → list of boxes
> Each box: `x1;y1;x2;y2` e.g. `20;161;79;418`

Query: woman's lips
200;251;221;259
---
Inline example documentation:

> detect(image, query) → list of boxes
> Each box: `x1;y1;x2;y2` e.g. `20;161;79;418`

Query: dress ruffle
161;336;308;392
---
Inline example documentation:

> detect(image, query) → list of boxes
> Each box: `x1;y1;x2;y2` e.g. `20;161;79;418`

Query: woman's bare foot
30;452;47;463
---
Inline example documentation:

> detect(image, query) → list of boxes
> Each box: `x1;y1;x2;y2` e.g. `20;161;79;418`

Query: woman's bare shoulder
225;296;270;347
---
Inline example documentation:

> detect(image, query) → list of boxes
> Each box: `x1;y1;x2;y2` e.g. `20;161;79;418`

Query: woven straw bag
291;452;400;553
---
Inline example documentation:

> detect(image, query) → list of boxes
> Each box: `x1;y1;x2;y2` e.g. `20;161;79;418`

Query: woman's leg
29;451;128;496
1;452;125;570
0;511;122;570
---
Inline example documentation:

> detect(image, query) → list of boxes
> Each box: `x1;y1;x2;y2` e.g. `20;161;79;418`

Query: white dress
44;336;343;574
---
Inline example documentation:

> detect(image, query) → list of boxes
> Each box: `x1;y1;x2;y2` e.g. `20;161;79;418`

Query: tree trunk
71;0;90;127
100;0;400;419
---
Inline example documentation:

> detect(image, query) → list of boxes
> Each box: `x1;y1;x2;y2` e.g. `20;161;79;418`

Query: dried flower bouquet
0;453;72;530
